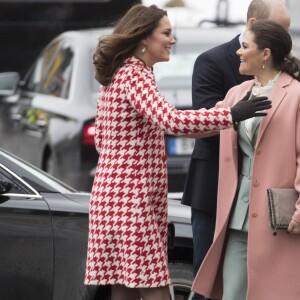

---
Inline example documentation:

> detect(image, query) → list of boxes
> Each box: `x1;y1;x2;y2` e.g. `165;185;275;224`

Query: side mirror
0;72;20;97
0;181;12;194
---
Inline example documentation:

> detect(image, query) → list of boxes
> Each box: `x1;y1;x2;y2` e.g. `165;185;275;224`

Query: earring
141;47;146;54
262;63;265;70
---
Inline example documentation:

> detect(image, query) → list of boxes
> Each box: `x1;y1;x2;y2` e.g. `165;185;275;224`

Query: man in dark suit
181;1;290;299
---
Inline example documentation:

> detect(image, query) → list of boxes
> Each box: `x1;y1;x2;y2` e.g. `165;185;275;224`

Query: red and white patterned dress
84;56;232;287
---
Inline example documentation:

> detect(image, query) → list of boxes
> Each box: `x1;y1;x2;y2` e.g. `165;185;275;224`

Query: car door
0;163;53;300
5;39;74;169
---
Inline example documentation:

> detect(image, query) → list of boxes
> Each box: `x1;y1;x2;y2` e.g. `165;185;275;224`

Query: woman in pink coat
83;4;270;300
192;20;300;300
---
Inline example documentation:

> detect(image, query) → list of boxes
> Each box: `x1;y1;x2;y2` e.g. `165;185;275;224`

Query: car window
0;150;76;193
154;53;197;85
26;40;74;99
153;53;197;107
0;164;35;195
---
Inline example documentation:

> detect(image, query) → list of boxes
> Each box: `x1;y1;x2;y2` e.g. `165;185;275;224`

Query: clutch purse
267;188;298;235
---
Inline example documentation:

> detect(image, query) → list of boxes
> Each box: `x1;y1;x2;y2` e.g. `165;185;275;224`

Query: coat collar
229;72;293;151
125;55;153;71
255;72;293;146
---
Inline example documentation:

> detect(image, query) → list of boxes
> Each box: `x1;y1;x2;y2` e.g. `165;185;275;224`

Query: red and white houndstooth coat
84;56;233;288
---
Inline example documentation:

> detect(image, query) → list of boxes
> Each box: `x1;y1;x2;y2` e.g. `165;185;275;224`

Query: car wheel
169;262;195;300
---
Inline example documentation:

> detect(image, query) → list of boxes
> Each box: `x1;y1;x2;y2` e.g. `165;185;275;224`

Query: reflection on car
0;148;193;299
0;25;242;192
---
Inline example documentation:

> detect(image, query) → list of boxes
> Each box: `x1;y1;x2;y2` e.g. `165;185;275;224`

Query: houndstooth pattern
84;56;233;287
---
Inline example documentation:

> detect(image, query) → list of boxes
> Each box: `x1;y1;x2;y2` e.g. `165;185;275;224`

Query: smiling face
142;15;176;67
237;30;266;76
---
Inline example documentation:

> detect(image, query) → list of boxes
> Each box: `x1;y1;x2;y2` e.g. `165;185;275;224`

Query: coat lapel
230;126;239;173
256;73;292;147
250;116;262;146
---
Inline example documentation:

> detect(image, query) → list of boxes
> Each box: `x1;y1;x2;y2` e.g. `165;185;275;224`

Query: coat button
251;212;258;218
253;179;259;187
256;148;262;155
162;154;167;161
242;197;249;203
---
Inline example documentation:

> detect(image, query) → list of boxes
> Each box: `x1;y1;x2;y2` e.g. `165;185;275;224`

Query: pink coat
192;72;300;300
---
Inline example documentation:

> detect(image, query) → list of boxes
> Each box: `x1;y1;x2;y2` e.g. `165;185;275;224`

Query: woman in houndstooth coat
84;4;271;300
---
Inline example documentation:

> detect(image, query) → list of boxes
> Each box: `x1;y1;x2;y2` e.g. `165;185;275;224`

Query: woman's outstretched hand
230;91;272;123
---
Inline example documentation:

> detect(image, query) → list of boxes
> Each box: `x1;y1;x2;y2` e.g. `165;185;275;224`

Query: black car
0;148;193;300
0;26;243;193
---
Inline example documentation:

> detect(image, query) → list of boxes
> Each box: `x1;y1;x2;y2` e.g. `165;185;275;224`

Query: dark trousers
191;208;216;300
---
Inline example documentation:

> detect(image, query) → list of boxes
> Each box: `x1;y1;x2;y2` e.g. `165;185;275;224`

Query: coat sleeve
124;66;233;136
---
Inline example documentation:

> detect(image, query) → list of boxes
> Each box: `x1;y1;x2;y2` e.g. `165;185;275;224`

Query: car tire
169;262;195;300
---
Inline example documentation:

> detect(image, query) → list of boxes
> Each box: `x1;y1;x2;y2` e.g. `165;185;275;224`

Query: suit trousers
191;208;216;300
222;229;248;300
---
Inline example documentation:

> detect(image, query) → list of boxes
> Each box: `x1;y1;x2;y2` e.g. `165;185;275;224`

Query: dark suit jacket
181;34;252;215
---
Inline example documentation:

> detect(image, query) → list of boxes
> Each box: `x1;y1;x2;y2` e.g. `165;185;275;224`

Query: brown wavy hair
93;4;167;86
249;19;300;81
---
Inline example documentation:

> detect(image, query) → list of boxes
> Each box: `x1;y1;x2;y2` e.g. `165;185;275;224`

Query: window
153;53;197;107
0;166;32;195
26;40;74;99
